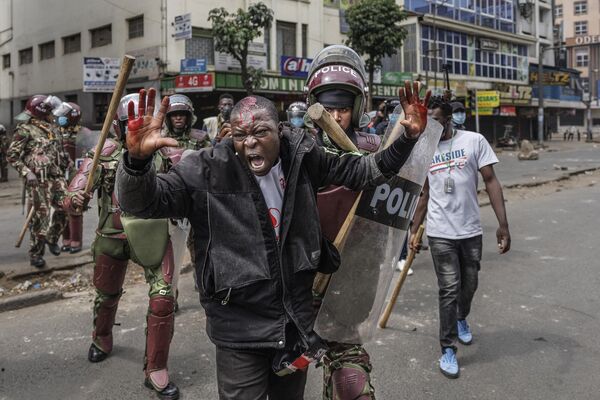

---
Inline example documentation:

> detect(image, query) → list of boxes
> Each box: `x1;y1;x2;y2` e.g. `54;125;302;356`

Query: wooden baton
308;103;361;296
15;205;35;248
83;55;136;194
378;224;425;329
307;103;359;153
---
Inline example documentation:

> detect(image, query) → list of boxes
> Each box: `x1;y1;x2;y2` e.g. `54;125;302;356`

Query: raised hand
398;81;431;139
126;88;178;159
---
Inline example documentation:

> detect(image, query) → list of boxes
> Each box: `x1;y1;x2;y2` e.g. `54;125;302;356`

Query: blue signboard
180;59;207;74
280;56;313;78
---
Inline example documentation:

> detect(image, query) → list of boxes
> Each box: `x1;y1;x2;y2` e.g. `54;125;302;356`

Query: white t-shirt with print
255;160;286;241
426;129;498;239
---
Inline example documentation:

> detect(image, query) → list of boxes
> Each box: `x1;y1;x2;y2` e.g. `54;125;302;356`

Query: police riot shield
75;127;99;170
314;107;443;344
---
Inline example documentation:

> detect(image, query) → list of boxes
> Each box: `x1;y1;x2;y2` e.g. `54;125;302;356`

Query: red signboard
175;73;213;92
500;106;517;117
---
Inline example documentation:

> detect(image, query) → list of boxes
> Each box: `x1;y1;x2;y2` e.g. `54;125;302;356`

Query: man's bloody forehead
237;97;258;127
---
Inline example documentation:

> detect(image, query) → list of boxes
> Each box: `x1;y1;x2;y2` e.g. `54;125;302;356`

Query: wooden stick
378;224;425;329
15;206;35;248
309;103;361;296
84;55;136;193
307;103;359;153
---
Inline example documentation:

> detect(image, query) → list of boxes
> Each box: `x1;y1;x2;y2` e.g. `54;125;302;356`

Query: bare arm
408;178;429;252
480;164;511;253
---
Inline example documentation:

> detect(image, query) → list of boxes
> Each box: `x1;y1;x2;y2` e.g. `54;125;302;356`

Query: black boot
69;245;82;254
46;240;61;256
30;256;46;268
61;245;71;252
88;343;109;363
144;379;180;400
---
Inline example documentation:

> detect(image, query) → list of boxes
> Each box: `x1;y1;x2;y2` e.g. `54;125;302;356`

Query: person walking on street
7;95;69;268
409;96;511;379
0;124;9;182
115;85;429;400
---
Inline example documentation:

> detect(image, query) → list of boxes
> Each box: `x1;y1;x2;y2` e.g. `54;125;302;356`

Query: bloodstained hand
126;88;178;159
398;80;431;140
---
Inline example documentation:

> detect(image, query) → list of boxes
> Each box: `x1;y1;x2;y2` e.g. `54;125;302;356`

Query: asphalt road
1;182;599;399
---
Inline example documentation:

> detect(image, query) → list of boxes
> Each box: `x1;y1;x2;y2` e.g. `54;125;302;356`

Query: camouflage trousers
319;343;375;400
27;177;67;257
91;235;175;370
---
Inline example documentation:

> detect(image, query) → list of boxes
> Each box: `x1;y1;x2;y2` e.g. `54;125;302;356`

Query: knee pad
331;364;374;400
93;255;128;295
149;296;174;317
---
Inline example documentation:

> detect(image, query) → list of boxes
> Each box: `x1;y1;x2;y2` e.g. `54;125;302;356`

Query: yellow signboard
477;91;500;108
477;107;494;116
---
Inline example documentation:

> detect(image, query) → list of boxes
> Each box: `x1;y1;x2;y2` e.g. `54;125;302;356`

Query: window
574;1;587;15
277;21;296;63
63;33;81;54
575;49;589;67
39;41;55;60
574;21;588;36
2;53;10;69
65;94;78;104
128;15;144;39
302;24;308;58
185;28;214;65
19;47;33;65
93;93;110;124
554;4;563;17
90;25;112;48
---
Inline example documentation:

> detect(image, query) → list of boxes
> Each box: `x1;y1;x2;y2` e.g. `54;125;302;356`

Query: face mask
290;117;304;128
57;116;68;127
452;112;466;126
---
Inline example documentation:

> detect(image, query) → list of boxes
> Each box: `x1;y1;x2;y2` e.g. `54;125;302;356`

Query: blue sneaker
439;348;459;378
457;319;473;345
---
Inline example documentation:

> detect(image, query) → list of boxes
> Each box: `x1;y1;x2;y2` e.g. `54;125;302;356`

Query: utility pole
537;43;545;147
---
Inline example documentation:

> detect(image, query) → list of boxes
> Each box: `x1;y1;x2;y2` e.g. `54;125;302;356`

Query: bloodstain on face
238;97;258;128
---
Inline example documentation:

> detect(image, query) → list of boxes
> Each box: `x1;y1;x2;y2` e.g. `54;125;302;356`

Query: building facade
0;0;576;141
555;0;600;133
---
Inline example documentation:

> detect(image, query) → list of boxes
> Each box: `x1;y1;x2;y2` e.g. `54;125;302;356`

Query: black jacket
116;129;411;349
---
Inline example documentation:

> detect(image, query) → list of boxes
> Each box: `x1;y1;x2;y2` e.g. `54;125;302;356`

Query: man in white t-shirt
409;97;511;379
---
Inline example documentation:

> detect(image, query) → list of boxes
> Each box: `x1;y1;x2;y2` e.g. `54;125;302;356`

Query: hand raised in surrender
126;88;178;159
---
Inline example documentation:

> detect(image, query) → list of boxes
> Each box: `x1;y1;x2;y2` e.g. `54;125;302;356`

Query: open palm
399;81;431;139
126;88;178;159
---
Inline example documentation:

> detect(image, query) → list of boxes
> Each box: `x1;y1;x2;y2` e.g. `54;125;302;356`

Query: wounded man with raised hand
115;85;429;400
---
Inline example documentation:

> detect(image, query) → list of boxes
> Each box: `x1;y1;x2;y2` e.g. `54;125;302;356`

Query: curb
0;289;63;313
5;250;93;280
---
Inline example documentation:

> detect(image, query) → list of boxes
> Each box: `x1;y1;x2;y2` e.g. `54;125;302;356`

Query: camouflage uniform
0;127;9;182
59;124;85;252
316;130;379;400
64;137;178;391
7;118;68;258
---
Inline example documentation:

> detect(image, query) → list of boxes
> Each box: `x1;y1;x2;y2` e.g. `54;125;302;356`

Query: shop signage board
280;56;313;78
173;14;192;40
83;57;120;92
476;91;500;108
215;42;267;71
174;73;213;92
180;59;207;74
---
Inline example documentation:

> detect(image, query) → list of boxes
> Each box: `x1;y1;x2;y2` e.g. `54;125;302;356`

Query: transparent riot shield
314;107;443;344
75;127;100;170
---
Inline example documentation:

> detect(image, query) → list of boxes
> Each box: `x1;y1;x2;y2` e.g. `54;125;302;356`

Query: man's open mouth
247;154;265;170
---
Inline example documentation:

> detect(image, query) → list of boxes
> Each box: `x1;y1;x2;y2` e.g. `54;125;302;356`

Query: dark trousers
429;235;482;351
216;346;307;400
